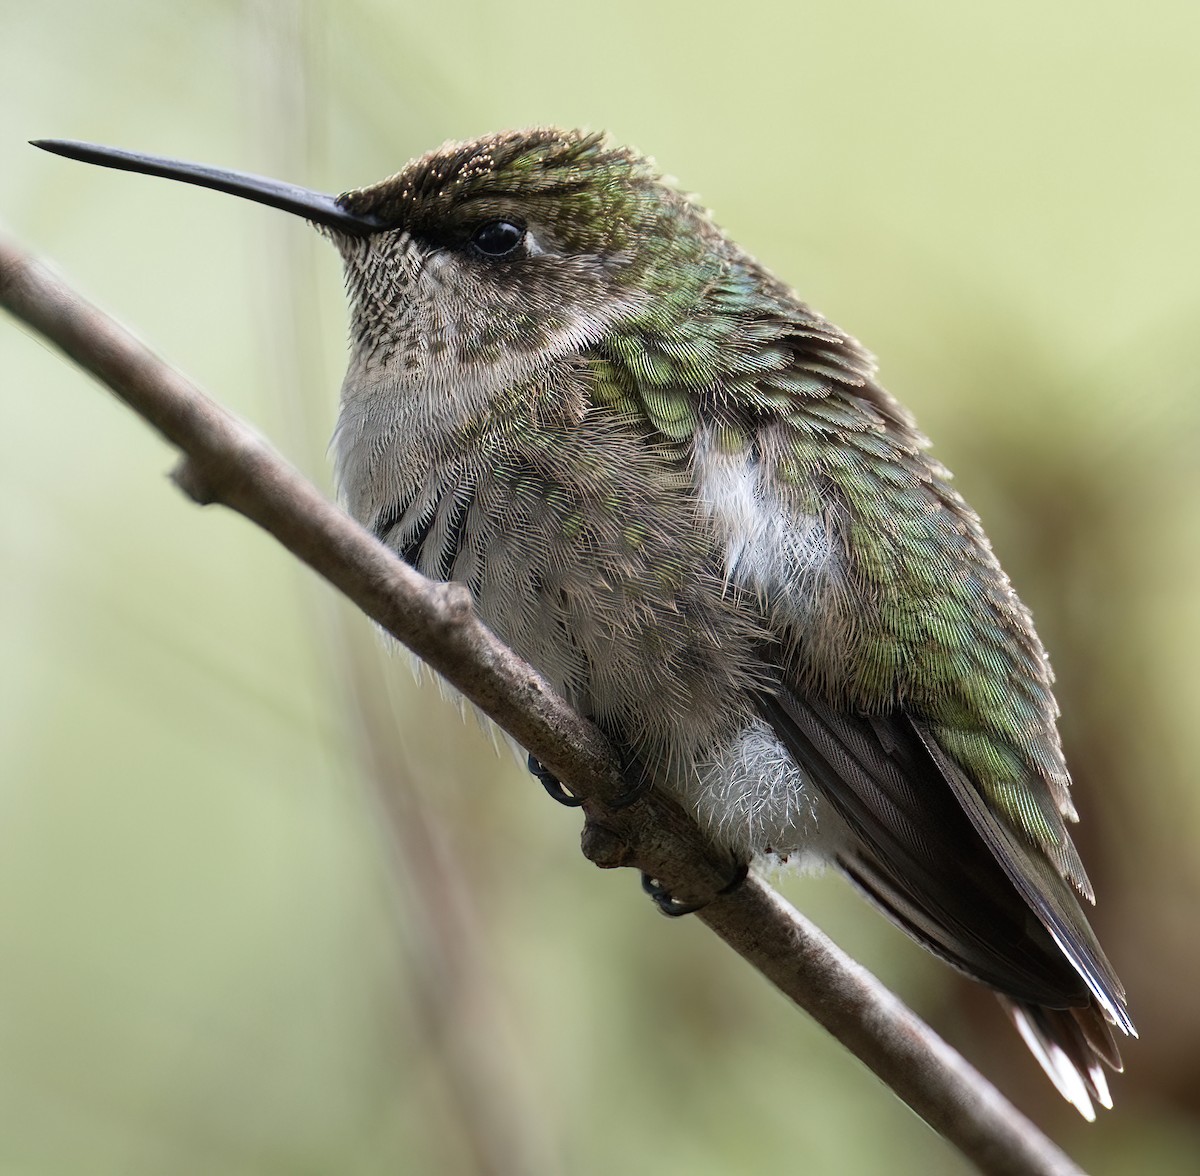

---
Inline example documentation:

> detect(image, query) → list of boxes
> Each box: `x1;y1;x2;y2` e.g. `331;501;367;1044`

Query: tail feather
1002;999;1122;1121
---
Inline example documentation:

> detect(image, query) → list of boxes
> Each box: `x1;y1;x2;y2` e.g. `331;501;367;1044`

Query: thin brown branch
1;231;1086;1176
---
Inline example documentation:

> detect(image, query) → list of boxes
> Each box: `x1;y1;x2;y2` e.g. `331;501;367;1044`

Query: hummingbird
34;128;1134;1117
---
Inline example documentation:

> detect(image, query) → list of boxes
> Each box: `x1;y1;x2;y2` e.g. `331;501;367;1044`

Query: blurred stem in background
242;3;557;1171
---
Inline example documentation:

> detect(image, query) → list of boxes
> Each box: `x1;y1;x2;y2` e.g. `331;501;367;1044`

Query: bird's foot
526;753;651;809
641;862;749;917
527;753;582;807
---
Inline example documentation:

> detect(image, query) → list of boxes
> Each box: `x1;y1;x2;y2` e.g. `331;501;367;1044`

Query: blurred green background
2;1;1198;1173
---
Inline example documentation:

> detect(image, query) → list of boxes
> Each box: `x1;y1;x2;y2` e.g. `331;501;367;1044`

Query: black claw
527;753;582;807
641;872;706;916
640;862;749;917
528;746;650;810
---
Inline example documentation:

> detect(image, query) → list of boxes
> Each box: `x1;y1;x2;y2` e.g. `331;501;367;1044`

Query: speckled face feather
330;128;731;386
321;127;1133;1117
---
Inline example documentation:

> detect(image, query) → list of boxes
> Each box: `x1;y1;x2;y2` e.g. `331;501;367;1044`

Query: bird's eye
471;220;526;257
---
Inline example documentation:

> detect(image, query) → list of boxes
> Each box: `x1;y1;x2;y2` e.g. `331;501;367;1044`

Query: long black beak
31;139;388;235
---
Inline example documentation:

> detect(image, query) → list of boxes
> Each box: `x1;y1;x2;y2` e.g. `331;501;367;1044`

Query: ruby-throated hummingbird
33;129;1134;1117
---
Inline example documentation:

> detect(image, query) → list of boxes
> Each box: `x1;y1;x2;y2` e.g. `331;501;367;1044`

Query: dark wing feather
757;691;1107;1010
759;687;1135;1115
910;719;1132;1036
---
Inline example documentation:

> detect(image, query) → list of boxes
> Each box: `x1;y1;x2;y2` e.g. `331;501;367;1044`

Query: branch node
171;456;217;505
580;818;634;870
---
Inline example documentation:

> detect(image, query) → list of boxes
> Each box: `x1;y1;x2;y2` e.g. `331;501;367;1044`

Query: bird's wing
758;689;1128;1025
758;690;1068;1002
